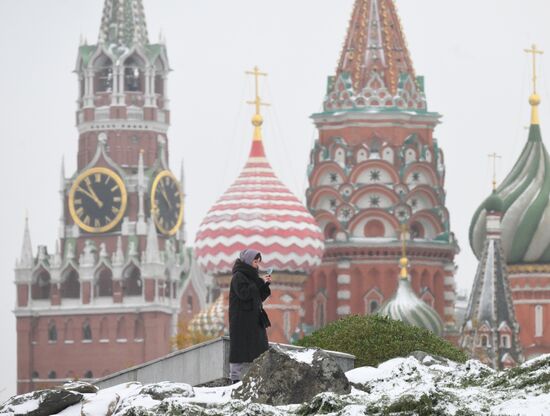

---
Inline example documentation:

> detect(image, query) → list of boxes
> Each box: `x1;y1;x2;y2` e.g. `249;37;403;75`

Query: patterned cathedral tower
304;0;459;336
195;67;324;343
14;0;187;394
462;189;523;369
470;45;550;359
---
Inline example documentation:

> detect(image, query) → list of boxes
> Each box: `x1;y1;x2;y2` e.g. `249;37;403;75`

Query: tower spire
98;0;149;47
524;44;544;125
245;66;269;143
18;216;34;269
336;0;415;94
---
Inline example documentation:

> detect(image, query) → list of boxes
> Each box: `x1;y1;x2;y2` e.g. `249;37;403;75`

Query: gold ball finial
529;93;541;106
399;257;408;268
252;114;263;127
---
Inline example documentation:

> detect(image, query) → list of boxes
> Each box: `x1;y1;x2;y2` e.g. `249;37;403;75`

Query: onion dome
377;238;443;335
470;78;549;263
195;68;324;275
188;294;225;337
484;190;504;214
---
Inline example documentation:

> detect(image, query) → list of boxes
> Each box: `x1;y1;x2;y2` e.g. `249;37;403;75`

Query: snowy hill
2;351;550;415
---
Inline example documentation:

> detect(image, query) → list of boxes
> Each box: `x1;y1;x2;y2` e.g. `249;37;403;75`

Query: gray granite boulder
232;346;351;405
0;389;83;416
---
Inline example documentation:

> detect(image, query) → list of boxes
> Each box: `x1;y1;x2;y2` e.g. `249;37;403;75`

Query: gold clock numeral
74;198;82;205
84;216;91;225
113;196;121;202
94;219;101;227
104;176;110;184
111;185;118;192
76;207;84;217
95;173;101;183
105;216;111;223
112;206;119;214
85;177;92;186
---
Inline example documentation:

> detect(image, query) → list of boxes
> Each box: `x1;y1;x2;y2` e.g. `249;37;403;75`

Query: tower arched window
99;317;109;341
61;268;80;299
82;320;92;342
48;321;57;342
134;317;144;341
535;305;544;337
116;317;127;341
164;270;171;298
480;334;489;347
500;334;511;348
93;55;113;93
63;319;75;343
31;269;51;300
123;265;142;296
95;267;113;297
124;55;145;92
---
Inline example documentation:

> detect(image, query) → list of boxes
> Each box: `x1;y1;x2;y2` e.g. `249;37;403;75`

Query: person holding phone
228;249;272;383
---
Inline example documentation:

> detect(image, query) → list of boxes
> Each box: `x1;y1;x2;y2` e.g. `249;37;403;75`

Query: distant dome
484;191;504;213
195;123;324;275
377;272;443;335
470;124;550;263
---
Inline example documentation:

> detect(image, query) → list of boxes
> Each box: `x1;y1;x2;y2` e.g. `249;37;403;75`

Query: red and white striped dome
195;115;324;275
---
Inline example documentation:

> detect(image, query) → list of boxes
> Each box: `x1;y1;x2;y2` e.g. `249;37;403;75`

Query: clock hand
77;185;103;208
159;183;172;209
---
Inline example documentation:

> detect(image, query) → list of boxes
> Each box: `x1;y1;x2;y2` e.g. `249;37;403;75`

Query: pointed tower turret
98;0;149;48
462;183;523;369
305;0;457;337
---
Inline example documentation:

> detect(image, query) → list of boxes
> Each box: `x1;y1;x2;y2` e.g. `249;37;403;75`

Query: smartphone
266;267;273;275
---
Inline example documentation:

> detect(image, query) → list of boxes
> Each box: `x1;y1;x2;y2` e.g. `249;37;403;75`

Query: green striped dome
377;277;443;335
470;124;550;263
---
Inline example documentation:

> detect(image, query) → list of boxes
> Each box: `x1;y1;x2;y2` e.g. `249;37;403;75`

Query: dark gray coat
229;259;271;363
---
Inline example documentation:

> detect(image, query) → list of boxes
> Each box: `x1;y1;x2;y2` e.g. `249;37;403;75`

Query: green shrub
296;315;467;367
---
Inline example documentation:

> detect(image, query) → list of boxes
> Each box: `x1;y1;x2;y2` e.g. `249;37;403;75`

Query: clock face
68;167;127;233
151;170;183;236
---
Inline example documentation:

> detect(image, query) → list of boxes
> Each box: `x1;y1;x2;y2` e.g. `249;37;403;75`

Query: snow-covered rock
232;346;350;405
1;353;550;415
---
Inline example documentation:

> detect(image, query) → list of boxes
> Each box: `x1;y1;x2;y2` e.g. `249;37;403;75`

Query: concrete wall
95;336;355;389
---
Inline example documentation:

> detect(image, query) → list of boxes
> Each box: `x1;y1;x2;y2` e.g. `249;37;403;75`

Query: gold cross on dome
524;44;544;94
246;66;270;116
488;152;502;190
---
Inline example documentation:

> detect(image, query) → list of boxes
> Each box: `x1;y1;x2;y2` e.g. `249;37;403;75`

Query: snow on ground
1;353;549;415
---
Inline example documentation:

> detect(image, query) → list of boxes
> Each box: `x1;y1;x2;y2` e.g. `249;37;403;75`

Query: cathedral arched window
82;320;92;342
124;55;145;92
369;300;380;314
61;268;80;299
48;321;57;342
95;266;113;297
31;269;51;300
123;265;143;297
364;219;385;238
84;370;93;379
31;371;39;379
93;55;113;93
48;371;57;379
314;293;327;329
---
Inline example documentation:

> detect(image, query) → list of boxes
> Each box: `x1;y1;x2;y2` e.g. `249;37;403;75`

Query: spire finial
245;66;270;142
524;44;544;125
488;152;501;191
399;223;409;280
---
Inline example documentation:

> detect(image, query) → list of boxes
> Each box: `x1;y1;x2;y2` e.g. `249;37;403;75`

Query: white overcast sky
1;0;549;399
